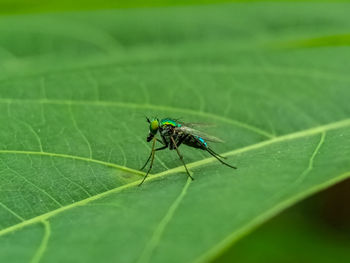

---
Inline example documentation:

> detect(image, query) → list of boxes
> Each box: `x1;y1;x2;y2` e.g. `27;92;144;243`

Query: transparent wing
175;125;224;143
177;121;216;129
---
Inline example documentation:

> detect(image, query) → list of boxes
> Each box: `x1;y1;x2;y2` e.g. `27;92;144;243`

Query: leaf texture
0;2;350;263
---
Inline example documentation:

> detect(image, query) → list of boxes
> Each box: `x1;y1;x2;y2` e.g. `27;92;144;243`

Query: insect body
140;117;237;185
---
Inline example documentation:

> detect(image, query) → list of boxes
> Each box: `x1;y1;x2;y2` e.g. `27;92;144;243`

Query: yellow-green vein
0;201;25;222
68;103;93;159
137;177;192;263
194;171;350;263
0;150;145;176
268;131;327;203
30;220;51;263
0;118;349;238
295;131;326;185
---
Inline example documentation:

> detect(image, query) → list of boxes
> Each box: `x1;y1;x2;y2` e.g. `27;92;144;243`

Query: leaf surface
0;2;350;263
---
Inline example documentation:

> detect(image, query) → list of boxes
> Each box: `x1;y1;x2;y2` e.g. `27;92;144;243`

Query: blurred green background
0;0;349;262
0;0;346;15
215;179;350;263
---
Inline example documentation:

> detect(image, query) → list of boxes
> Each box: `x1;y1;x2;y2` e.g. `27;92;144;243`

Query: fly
139;117;237;185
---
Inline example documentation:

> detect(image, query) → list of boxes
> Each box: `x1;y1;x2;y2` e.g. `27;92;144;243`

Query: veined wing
177;121;216;129
175;125;224;143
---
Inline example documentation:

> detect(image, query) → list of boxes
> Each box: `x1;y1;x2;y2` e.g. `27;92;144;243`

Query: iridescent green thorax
160;118;182;127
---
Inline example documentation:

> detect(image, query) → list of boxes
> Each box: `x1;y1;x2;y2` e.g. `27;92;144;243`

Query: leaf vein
194;171;350;263
0;201;25;222
0;118;348;237
137;177;192;263
5;165;63;208
0;98;274;139
296;131;326;184
6;102;44;152
68;103;93;159
0;150;145;176
30;220;51;263
50;157;92;198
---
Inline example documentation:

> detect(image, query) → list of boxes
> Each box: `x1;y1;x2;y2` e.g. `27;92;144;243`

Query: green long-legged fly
139;117;237;185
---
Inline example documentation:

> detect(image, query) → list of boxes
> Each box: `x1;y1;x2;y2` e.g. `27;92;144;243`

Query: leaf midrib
0;118;349;238
0;150;145;176
194;171;350;263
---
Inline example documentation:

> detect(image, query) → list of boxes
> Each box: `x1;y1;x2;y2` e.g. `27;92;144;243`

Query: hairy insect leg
207;148;237;169
170;136;194;181
140;138;166;171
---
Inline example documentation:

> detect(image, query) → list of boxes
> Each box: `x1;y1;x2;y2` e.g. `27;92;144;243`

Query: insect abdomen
183;135;207;149
197;136;208;147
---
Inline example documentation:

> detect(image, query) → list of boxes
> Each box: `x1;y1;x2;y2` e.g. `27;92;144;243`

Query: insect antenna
144;115;151;123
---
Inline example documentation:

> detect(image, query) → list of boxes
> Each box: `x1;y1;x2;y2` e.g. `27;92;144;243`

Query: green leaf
215;197;350;263
0;2;350;263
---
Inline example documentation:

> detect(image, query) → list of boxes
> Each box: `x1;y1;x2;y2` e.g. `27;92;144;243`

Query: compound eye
150;120;159;134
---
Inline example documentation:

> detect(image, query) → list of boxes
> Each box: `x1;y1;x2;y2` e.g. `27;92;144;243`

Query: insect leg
156;138;164;144
175;134;189;148
206;147;227;159
207;148;237;169
170;136;194;180
140;138;167;171
139;138;159;186
140;145;167;171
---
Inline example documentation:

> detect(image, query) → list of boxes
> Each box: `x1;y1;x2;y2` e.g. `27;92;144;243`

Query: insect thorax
160;118;180;127
159;125;174;143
